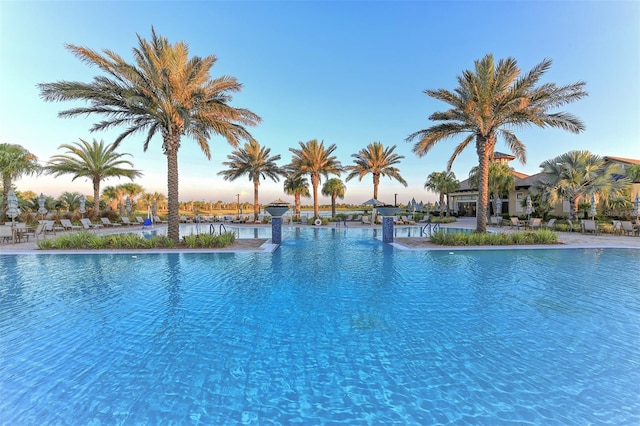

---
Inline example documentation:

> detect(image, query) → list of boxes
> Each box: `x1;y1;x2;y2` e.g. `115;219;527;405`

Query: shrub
430;229;558;246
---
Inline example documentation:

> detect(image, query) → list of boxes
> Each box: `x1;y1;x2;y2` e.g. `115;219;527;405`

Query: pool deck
0;217;638;253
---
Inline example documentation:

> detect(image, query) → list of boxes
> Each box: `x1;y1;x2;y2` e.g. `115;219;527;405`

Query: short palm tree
0;143;41;221
38;28;260;241
58;191;83;213
219;139;285;221
345;141;407;200
424;171;459;216
283;174;310;222
46;139;142;215
407;54;587;232
539;150;631;220
468;162;514;216
289;139;342;220
321;178;346;218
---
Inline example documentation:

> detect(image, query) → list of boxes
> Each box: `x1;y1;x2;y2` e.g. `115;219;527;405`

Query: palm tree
283;174;310;222
627;164;640;183
46;139;142;215
539;150;631;220
39;28;260;241
219;139;285;221
58;191;83;213
0;143;41;221
288;139;342;220
321;178;346;218
424;171;459;216
119;182;145;212
468;162;514;216
345;141;407;200
406;54;587;232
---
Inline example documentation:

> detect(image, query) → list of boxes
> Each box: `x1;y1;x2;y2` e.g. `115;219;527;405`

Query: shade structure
37;193;48;215
361;198;384;207
6;189;19;219
634;193;639;219
152;199;158;217
434;201;440;211
495;198;502;215
125;196;132;214
590;194;597;219
526;195;532;217
79;196;86;214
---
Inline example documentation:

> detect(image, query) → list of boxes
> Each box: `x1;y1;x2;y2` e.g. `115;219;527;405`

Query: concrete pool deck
0;217;638;253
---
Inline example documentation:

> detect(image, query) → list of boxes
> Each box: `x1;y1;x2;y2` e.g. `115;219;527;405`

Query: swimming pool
1;228;639;424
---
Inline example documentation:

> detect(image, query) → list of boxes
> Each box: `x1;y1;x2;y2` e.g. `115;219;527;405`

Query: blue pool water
1;228;639;424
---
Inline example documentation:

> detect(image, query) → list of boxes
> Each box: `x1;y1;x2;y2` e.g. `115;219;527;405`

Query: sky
1;0;638;206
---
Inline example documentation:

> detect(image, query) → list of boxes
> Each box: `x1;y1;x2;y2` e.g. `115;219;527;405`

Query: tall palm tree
46;139;142;215
219;139;285;221
539;150;630;220
0;143;41;221
406;54;587;232
345;141;407;200
321;178;346;218
468;162;514;216
424;171;459;216
289;139;342;220
39;28;260;241
283;174;310;222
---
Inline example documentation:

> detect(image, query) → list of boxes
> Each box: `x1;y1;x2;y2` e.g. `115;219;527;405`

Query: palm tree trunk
2;174;10;221
294;194;301;221
92;176;101;216
312;174;320;219
571;197;579;220
439;192;445;216
373;173;380;199
253;178;260;222
475;136;492;233
331;196;336;217
165;137;180;242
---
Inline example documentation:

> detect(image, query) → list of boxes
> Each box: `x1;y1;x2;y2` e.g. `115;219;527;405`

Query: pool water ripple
1;230;639;424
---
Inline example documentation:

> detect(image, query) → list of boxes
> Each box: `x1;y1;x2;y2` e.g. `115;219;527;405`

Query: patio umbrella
6;189;19;223
361;198;384;207
434;201;440;212
79;195;86;216
152;199;158;217
590;194;597;219
526;195;532;218
634;193;639;220
495;197;502;216
37;193;48;216
125;196;132;215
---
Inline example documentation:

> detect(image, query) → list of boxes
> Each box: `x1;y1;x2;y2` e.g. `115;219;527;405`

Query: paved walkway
0;217;638;253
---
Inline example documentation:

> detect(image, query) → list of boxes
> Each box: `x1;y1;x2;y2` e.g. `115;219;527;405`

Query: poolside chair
80;218;103;231
153;215;168;223
361;216;371;225
620;221;637;236
101;217;122;227
60;219;81;231
581;219;599;235
510;217;525;230
0;225;13;243
121;217;135;226
490;216;502;227
529;218;542;230
135;216;145;225
17;223;46;242
545;218;557;230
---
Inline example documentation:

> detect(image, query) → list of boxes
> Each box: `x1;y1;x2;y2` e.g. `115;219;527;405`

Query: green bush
430;229;559;246
36;230;236;250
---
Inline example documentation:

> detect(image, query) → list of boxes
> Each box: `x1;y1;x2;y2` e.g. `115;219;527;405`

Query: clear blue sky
1;0;638;206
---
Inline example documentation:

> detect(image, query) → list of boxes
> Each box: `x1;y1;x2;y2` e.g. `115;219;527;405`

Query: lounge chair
361;216;371;225
60;219;82;231
153;215;168;223
545;218;557;230
101;217;122;227
620;221;637;236
20;223;46;242
80;218;103;231
581;219;599;235
121;217;135;226
135;216;145;225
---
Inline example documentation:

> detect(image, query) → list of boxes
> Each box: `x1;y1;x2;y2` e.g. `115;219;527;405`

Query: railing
210;223;229;235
